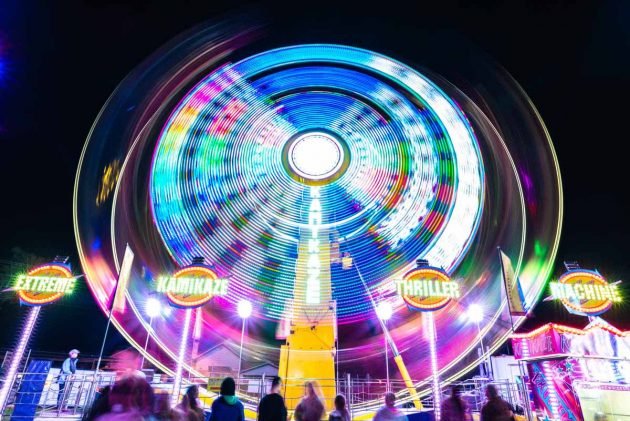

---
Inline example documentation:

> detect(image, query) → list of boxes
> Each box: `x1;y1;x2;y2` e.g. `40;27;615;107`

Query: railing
2;371;116;419
1;370;530;420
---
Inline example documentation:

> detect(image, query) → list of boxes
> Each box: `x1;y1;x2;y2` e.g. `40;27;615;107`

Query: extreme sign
14;264;75;306
549;270;621;316
158;265;227;308
396;267;460;311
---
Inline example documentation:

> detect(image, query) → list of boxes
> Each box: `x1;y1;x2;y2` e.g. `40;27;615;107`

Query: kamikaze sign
549;269;621;316
157;265;228;308
396;267;460;311
14;264;76;305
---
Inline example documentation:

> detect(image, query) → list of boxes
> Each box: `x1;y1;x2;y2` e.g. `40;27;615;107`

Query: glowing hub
284;131;348;185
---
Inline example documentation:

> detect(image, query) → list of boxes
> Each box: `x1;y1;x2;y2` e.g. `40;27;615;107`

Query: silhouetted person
441;386;470;421
329;394;351;421
82;386;111;421
373;392;407;421
294;381;325;421
480;385;512;421
209;377;244;421
258;376;287;421
95;376;154;421
176;385;204;421
154;393;183;420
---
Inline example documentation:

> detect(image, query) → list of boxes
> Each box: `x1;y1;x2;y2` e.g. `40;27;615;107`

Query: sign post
0;262;76;413
396;262;460;420
156;261;228;406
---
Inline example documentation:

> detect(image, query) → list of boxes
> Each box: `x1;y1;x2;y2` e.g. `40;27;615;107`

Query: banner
499;249;527;316
112;244;134;313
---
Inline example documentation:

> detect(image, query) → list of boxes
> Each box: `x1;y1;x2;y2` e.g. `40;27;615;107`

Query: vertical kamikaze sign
306;186;321;304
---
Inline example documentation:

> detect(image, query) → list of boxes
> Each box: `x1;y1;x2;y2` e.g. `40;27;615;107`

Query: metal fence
1;370;530;420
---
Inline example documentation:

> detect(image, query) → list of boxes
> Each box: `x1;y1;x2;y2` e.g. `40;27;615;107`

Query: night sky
0;0;628;361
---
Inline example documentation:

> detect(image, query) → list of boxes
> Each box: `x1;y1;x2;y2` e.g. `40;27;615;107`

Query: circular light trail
74;22;562;406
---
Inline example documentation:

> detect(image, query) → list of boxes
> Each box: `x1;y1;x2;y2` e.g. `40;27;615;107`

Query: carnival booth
512;265;629;421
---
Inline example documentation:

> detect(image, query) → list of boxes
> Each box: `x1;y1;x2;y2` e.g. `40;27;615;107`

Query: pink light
542;361;560;420
172;308;192;406
0;306;41;412
426;313;441;420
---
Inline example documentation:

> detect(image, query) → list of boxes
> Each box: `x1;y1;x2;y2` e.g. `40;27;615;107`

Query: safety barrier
1;370;530;420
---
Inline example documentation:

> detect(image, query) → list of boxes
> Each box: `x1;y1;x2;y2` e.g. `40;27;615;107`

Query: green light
156;276;228;296
14;275;76;294
549;281;621;302
395;280;460;299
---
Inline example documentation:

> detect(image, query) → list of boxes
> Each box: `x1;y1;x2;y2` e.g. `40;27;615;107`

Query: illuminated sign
397;267;459;311
306;186;321;304
549;270;621;316
15;264;75;306
158;265;226;308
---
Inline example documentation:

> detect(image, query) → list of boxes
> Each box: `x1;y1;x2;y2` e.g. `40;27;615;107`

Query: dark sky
0;0;629;358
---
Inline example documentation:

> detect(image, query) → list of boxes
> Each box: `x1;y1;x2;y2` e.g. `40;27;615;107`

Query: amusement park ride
71;20;563;415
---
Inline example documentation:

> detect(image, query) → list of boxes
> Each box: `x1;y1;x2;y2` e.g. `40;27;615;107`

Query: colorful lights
0;306;41;413
1;261;74;411
395;279;460;300
426;312;441;420
549;282;621;302
158;265;225;308
550;270;620;316
15;264;75;306
172;307;192;407
542;361;561;420
14;275;75;294
74;27;563;400
398;267;457;311
156;276;228;296
149;44;484;321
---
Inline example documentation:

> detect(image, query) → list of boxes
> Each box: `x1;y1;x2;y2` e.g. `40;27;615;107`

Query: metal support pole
140;316;153;369
237;317;246;385
172;309;192;407
477;321;488;378
384;320;390;393
95;309;114;373
347;373;352;420
427;313;441;420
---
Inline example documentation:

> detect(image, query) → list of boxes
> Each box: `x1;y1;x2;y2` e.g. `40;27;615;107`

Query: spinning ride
74;21;562;411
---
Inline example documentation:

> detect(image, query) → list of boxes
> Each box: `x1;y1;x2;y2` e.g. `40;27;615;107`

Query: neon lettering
306;187;321;304
156;277;228;296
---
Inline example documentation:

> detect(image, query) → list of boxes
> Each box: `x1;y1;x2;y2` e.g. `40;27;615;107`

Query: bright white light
426;313;441;420
467;304;484;323
376;301;393;321
0;306;41;411
146;298;162;318
238;300;253;319
288;132;344;181
172;308;192;407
